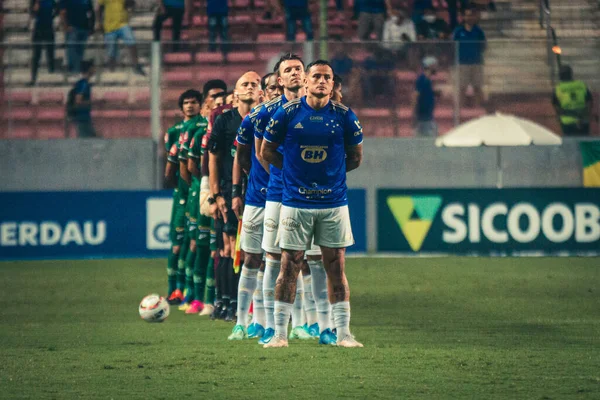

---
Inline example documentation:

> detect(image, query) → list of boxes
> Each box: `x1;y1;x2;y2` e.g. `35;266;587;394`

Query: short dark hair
261;73;274;91
305;59;335;76
333;74;343;88
81;60;94;73
178;89;203;110
202;79;227;98
463;5;478;15
273;53;305;76
559;65;573;81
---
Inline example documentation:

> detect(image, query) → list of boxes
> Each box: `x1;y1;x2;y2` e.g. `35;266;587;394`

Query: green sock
167;251;178;295
184;248;196;302
177;236;190;290
194;245;210;302
204;255;216;304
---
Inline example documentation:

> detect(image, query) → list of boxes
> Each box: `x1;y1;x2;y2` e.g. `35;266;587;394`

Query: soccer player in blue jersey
261;60;364;348
253;54;322;344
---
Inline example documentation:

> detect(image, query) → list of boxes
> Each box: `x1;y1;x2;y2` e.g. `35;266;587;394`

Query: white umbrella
435;112;563;188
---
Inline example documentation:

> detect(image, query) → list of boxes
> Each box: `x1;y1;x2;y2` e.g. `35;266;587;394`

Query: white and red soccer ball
139;294;170;322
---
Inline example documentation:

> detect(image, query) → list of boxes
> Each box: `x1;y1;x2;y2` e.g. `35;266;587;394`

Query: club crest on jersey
300;145;328;163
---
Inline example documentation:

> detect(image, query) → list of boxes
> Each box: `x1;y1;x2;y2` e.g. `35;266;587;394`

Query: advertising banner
378;188;600;255
0;189;366;260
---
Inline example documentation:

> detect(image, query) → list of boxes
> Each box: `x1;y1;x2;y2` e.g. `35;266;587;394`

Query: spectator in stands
283;0;314;42
96;0;146;76
453;6;486;107
357;0;391;41
362;48;396;103
153;0;189;52
59;0;95;74
70;60;97;137
262;0;283;20
412;56;439;137
207;0;229;57
261;73;281;100
411;0;433;25
552;65;593;136
382;9;416;52
446;0;468;31
29;0;58;86
417;7;450;40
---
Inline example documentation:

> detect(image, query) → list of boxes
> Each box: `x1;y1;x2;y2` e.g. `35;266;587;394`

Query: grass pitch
0;257;599;399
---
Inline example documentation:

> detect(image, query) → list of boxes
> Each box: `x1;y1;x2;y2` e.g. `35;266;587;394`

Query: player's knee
300;259;311;275
245;253;262;269
172;245;181;255
189;239;197;252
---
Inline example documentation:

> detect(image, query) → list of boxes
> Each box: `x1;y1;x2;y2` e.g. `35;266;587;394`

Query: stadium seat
164;52;193;65
37;107;65;121
5;90;33;105
163;70;194;84
194;52;225;64
37;90;65;105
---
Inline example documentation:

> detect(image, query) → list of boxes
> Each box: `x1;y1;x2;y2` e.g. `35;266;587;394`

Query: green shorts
186;180;200;234
170;190;186;245
198;214;211;247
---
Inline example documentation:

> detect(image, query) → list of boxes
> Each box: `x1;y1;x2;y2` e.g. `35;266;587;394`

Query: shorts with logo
262;201;282;254
186;181;200;234
278;205;354;250
197;214;211;247
240;205;265;254
170;190;186;245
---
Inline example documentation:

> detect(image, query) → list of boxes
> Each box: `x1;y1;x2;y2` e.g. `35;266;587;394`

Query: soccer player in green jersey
166;89;202;305
164;120;185;304
174;89;206;310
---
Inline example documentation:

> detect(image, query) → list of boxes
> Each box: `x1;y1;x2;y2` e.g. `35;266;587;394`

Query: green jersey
187;115;209;184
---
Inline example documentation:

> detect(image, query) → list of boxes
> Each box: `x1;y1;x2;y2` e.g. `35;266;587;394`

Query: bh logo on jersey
146;198;173;250
300;145;328;163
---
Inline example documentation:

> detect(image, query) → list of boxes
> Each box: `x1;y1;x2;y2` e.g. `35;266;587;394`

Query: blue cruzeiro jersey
264;97;363;209
254;94;288;202
236;105;269;207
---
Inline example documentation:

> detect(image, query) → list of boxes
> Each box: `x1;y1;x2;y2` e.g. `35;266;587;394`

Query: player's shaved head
236;71;262;104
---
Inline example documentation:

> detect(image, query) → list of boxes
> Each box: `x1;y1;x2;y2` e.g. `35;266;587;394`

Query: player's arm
208;116;227;221
164;142;179;188
254;137;270;174
344;110;364;172
236;115;254;174
178;136;192;185
231;151;244;219
261;108;286;170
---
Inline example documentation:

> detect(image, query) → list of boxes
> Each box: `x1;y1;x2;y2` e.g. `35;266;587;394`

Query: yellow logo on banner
386;196;443;252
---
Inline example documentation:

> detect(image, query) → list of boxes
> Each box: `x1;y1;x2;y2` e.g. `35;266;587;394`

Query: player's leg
199;219;218;316
248;258;266;338
225;231;238;321
264;206;312;348
229;205;265;340
180;187;199;310
300;258;319;337
288;272;313;340
167;191;186;304
316;206;362;348
259;201;282;344
187;214;211;314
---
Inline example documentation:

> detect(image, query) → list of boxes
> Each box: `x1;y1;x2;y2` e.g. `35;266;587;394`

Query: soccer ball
139;294;170;322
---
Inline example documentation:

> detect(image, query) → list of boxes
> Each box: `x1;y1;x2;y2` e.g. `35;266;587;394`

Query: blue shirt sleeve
344;109;363;146
236;115;254;145
263;106;287;144
253;107;270;140
415;75;424;92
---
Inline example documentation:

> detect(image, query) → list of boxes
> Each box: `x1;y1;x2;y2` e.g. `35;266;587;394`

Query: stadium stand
1;0;598;139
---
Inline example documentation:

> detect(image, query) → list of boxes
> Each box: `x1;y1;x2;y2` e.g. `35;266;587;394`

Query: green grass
0;258;599;399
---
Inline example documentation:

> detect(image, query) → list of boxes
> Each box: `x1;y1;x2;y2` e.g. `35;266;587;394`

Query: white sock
252;271;265;327
263;259;280;330
302;274;318;326
236;266;258;327
332;301;351;339
291;273;304;328
308;260;331;333
329;303;335;331
274;301;293;339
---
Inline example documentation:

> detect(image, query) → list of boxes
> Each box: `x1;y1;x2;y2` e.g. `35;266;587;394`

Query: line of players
164;53;363;348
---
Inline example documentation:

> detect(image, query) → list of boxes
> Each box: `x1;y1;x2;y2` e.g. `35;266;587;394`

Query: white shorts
240;205;265;254
278;205;354;251
261;201;282;254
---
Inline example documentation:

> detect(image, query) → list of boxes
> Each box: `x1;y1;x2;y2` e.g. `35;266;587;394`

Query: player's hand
232;196;244;220
210;202;219;221
216;196;228;223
